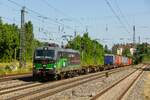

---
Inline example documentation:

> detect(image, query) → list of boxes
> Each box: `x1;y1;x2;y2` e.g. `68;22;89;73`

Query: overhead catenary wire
7;0;22;7
26;7;74;30
2;0;61;43
7;0;75;31
1;1;55;35
41;0;86;34
0;16;20;24
114;0;131;28
42;0;84;26
0;1;19;12
104;0;130;33
0;1;21;24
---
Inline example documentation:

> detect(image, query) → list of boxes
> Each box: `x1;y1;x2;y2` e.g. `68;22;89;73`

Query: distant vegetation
134;43;150;64
66;33;104;65
0;19;105;68
122;48;132;57
0;18;42;63
104;45;112;54
112;43;132;58
1;16;150;74
0;19;43;74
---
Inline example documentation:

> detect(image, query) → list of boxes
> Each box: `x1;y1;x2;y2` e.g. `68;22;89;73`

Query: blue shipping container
104;54;115;65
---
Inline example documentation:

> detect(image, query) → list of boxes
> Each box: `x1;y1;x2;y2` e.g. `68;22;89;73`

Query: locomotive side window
45;50;55;58
57;51;63;58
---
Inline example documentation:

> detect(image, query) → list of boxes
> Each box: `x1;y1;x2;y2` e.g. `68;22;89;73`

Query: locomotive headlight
43;64;46;67
44;47;48;50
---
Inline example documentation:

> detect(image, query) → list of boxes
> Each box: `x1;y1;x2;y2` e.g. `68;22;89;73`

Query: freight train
32;47;132;80
104;54;132;69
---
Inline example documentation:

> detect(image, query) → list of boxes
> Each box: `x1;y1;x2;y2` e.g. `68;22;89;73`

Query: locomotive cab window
35;49;55;59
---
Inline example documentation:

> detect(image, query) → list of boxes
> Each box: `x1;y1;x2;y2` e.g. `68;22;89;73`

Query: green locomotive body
32;47;80;80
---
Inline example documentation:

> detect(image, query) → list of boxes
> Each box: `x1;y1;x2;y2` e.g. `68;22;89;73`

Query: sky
0;0;150;48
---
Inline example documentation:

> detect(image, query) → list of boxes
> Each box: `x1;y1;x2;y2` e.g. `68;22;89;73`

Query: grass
142;55;150;64
0;61;32;76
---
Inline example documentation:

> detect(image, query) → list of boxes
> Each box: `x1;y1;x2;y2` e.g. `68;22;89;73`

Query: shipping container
129;58;132;65
122;56;128;65
104;54;115;65
125;57;128;65
121;56;123;65
115;55;122;66
128;58;130;65
115;55;119;65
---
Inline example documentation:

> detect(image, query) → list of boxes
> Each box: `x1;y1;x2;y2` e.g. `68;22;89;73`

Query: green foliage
0;65;32;75
25;21;34;60
142;55;150;63
122;48;132;57
0;21;19;62
67;33;104;65
111;44;119;55
134;43;150;64
0;19;43;62
104;45;112;54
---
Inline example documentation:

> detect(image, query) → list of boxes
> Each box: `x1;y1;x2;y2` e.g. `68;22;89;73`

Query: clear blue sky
0;0;150;48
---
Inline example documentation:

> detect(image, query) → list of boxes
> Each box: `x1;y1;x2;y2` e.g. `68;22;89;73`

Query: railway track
91;65;146;100
0;73;31;82
0;66;133;100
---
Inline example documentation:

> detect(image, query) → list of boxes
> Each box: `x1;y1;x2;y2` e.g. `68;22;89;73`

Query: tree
122;48;132;57
104;45;111;54
25;21;34;60
0;19;43;62
134;43;150;64
0;20;19;62
67;33;104;65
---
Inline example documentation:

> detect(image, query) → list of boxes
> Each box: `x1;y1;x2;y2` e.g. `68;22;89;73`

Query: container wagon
121;56;128;66
115;55;122;67
128;58;132;65
104;54;115;69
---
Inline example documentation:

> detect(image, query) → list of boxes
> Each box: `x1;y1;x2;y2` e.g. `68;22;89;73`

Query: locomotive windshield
35;49;55;59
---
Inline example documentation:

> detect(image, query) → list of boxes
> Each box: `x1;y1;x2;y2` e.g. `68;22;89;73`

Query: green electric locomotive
32;47;80;80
